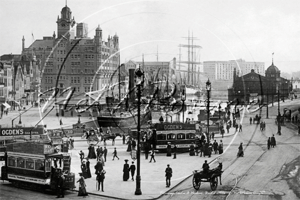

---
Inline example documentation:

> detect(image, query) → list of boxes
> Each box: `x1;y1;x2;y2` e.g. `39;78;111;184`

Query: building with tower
228;59;292;104
22;4;120;101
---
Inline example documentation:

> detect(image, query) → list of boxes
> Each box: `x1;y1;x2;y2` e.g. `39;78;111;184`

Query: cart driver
202;160;210;175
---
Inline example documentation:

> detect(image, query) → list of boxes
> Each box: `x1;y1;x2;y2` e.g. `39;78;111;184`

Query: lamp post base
135;175;142;195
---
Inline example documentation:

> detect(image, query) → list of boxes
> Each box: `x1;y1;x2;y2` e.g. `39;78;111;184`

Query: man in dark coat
103;147;107;162
129;161;136;181
202;160;209;175
79;150;84;162
165;164;172;187
173;144;177;159
267;137;271;150
123;159;130;181
94;161;103;175
213;140;218;154
96;169;105;192
144;142;150;159
56;169;65;198
166;142;172;156
271;134;276;148
96;146;101;161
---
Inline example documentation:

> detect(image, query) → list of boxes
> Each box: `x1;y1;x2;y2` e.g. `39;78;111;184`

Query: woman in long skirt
86;158;92;178
123;159;130;181
77;173;88;196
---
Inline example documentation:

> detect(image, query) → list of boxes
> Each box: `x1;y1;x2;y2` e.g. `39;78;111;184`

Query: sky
0;0;299;74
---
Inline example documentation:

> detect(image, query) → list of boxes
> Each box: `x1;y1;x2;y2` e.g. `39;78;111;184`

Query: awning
46;152;69;159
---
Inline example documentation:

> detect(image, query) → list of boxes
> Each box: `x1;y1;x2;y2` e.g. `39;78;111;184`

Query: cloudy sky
0;0;299;74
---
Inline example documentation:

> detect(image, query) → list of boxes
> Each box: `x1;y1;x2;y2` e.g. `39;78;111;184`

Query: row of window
8;157;51;172
157;133;196;140
71;77;80;84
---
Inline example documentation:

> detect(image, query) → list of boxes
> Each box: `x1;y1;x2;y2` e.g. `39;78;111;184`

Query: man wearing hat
165;164;173;187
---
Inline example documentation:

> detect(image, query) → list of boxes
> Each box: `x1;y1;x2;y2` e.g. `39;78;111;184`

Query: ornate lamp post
134;65;144;195
181;88;186;123
206;79;211;143
277;86;281;135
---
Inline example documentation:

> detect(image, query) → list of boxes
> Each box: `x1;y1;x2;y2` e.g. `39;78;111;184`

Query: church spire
272;52;274;65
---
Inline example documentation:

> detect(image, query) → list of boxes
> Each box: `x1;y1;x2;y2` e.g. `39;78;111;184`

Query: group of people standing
267;134;277;149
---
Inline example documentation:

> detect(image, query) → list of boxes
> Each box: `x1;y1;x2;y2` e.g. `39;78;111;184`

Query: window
8;157;16;167
177;133;185;140
35;159;44;171
26;159;34;169
157;134;166;140
186;133;195;139
17;157;25;168
167;134;176;140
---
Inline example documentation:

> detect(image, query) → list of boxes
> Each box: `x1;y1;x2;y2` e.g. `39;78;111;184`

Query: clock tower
56;5;75;39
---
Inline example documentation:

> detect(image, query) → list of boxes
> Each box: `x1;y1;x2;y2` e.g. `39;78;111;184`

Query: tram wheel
193;176;201;190
210;176;218;191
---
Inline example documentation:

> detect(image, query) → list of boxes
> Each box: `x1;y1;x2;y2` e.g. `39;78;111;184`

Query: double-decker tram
153;122;198;152
1;140;75;192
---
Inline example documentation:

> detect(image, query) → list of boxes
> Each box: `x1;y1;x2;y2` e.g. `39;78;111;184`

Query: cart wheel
193;176;201;190
210;176;218;191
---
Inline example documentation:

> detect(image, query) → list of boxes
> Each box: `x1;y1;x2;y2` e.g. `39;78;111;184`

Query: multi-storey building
22;5;120;99
203;59;265;81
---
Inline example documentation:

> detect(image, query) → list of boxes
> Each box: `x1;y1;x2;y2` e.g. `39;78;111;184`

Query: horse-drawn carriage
192;163;223;191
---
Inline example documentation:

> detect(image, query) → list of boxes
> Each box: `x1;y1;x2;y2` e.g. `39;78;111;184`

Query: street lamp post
134;66;144;195
181;89;186;123
206;79;211;143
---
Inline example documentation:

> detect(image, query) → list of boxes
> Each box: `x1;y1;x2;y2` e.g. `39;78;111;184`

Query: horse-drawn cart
192;163;223;191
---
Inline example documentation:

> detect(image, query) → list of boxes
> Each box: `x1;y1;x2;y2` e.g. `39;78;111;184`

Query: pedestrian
267;137;271;150
86;158;92;178
79;150;84;162
250;117;252;124
237;142;244;157
56;168;65;198
88;144;97;159
213;140;218;154
96;169;106;192
159;116;164;123
189;142;195;156
127;138;132;152
166;142;172;157
226;124;230;134
149;149;156;163
235;124;239;132
144;142;150;159
218;140;223;154
165;164;172;187
81;160;88;179
129;161;136;181
173;144;177;159
122;134;126;145
112;137;115;146
94;161;103;175
239;124;242;132
123;159;130;181
271;134;276;148
112;147;119;160
131;139;136;150
69;136;74;149
77;173;88;196
103;147;107;162
211;132;215;140
96;146;101;161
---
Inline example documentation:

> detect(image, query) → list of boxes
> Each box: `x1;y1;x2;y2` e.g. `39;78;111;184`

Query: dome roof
266;62;280;74
62;6;71;13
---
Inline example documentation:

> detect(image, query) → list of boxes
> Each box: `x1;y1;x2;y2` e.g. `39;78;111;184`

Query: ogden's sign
0;127;44;137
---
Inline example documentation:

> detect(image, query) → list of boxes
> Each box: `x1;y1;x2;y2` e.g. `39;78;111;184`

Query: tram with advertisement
153;122;199;152
1;139;76;192
0;126;44;161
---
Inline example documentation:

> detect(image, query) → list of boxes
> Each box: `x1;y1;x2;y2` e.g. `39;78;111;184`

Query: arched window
167;134;176;140
157;134;166;140
177;133;185;140
186;133;196;139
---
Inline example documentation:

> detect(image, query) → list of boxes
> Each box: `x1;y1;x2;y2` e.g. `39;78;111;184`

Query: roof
266;62;280;74
0;54;21;61
28;39;54;50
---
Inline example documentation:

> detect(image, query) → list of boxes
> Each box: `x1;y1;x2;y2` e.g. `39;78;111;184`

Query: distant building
228;60;291;104
203;59;265;81
22;4;120;99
